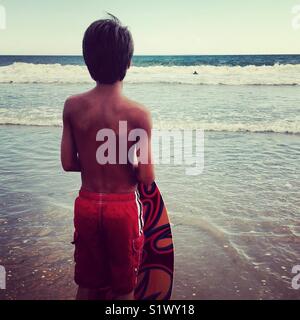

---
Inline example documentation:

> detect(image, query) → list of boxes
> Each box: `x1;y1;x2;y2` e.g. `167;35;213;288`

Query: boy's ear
128;60;132;69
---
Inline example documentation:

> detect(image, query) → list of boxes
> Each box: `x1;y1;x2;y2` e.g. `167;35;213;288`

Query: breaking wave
0;117;299;135
1;62;300;86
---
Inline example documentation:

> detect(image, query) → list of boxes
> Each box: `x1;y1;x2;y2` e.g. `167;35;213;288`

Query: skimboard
135;182;174;300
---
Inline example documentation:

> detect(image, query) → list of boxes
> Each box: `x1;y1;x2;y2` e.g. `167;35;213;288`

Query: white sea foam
154;120;300;135
1;62;300;85
0;116;299;134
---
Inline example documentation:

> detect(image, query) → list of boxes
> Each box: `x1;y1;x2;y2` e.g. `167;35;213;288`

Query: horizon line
0;53;300;57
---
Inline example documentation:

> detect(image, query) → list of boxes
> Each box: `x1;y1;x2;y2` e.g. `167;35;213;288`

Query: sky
0;0;300;55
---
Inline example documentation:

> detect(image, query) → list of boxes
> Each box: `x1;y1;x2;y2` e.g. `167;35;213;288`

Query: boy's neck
95;81;123;96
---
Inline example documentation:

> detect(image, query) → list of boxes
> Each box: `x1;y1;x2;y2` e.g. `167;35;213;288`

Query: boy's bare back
61;84;154;194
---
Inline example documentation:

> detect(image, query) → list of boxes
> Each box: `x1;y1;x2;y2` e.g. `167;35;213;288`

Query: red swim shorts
72;189;144;296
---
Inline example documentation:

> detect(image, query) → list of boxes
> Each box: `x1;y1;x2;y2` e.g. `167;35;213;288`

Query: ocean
0;55;299;300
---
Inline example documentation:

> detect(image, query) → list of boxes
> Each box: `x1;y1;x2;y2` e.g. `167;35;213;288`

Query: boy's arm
61;99;81;172
135;108;155;188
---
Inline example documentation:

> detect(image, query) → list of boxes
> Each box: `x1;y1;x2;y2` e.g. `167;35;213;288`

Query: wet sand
0;214;298;300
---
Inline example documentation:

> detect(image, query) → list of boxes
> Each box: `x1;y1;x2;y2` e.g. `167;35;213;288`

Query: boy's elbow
61;159;76;172
62;162;73;172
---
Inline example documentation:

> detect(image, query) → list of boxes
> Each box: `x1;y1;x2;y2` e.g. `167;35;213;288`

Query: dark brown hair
83;14;134;84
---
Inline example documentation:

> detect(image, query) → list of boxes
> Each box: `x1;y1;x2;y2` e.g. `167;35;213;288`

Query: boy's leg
76;287;92;300
76;286;113;300
76;287;135;300
114;290;135;300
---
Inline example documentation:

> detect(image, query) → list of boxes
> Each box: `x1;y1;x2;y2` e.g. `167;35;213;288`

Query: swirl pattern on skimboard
135;182;174;300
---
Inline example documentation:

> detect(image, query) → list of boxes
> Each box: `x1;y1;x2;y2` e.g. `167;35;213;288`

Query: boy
61;14;155;300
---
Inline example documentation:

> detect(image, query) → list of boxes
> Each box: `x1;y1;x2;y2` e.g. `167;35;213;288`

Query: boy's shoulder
63;91;92;119
63;92;152;130
122;97;152;131
64;92;88;109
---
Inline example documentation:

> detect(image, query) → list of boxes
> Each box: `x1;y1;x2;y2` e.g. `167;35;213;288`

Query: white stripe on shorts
135;191;144;235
